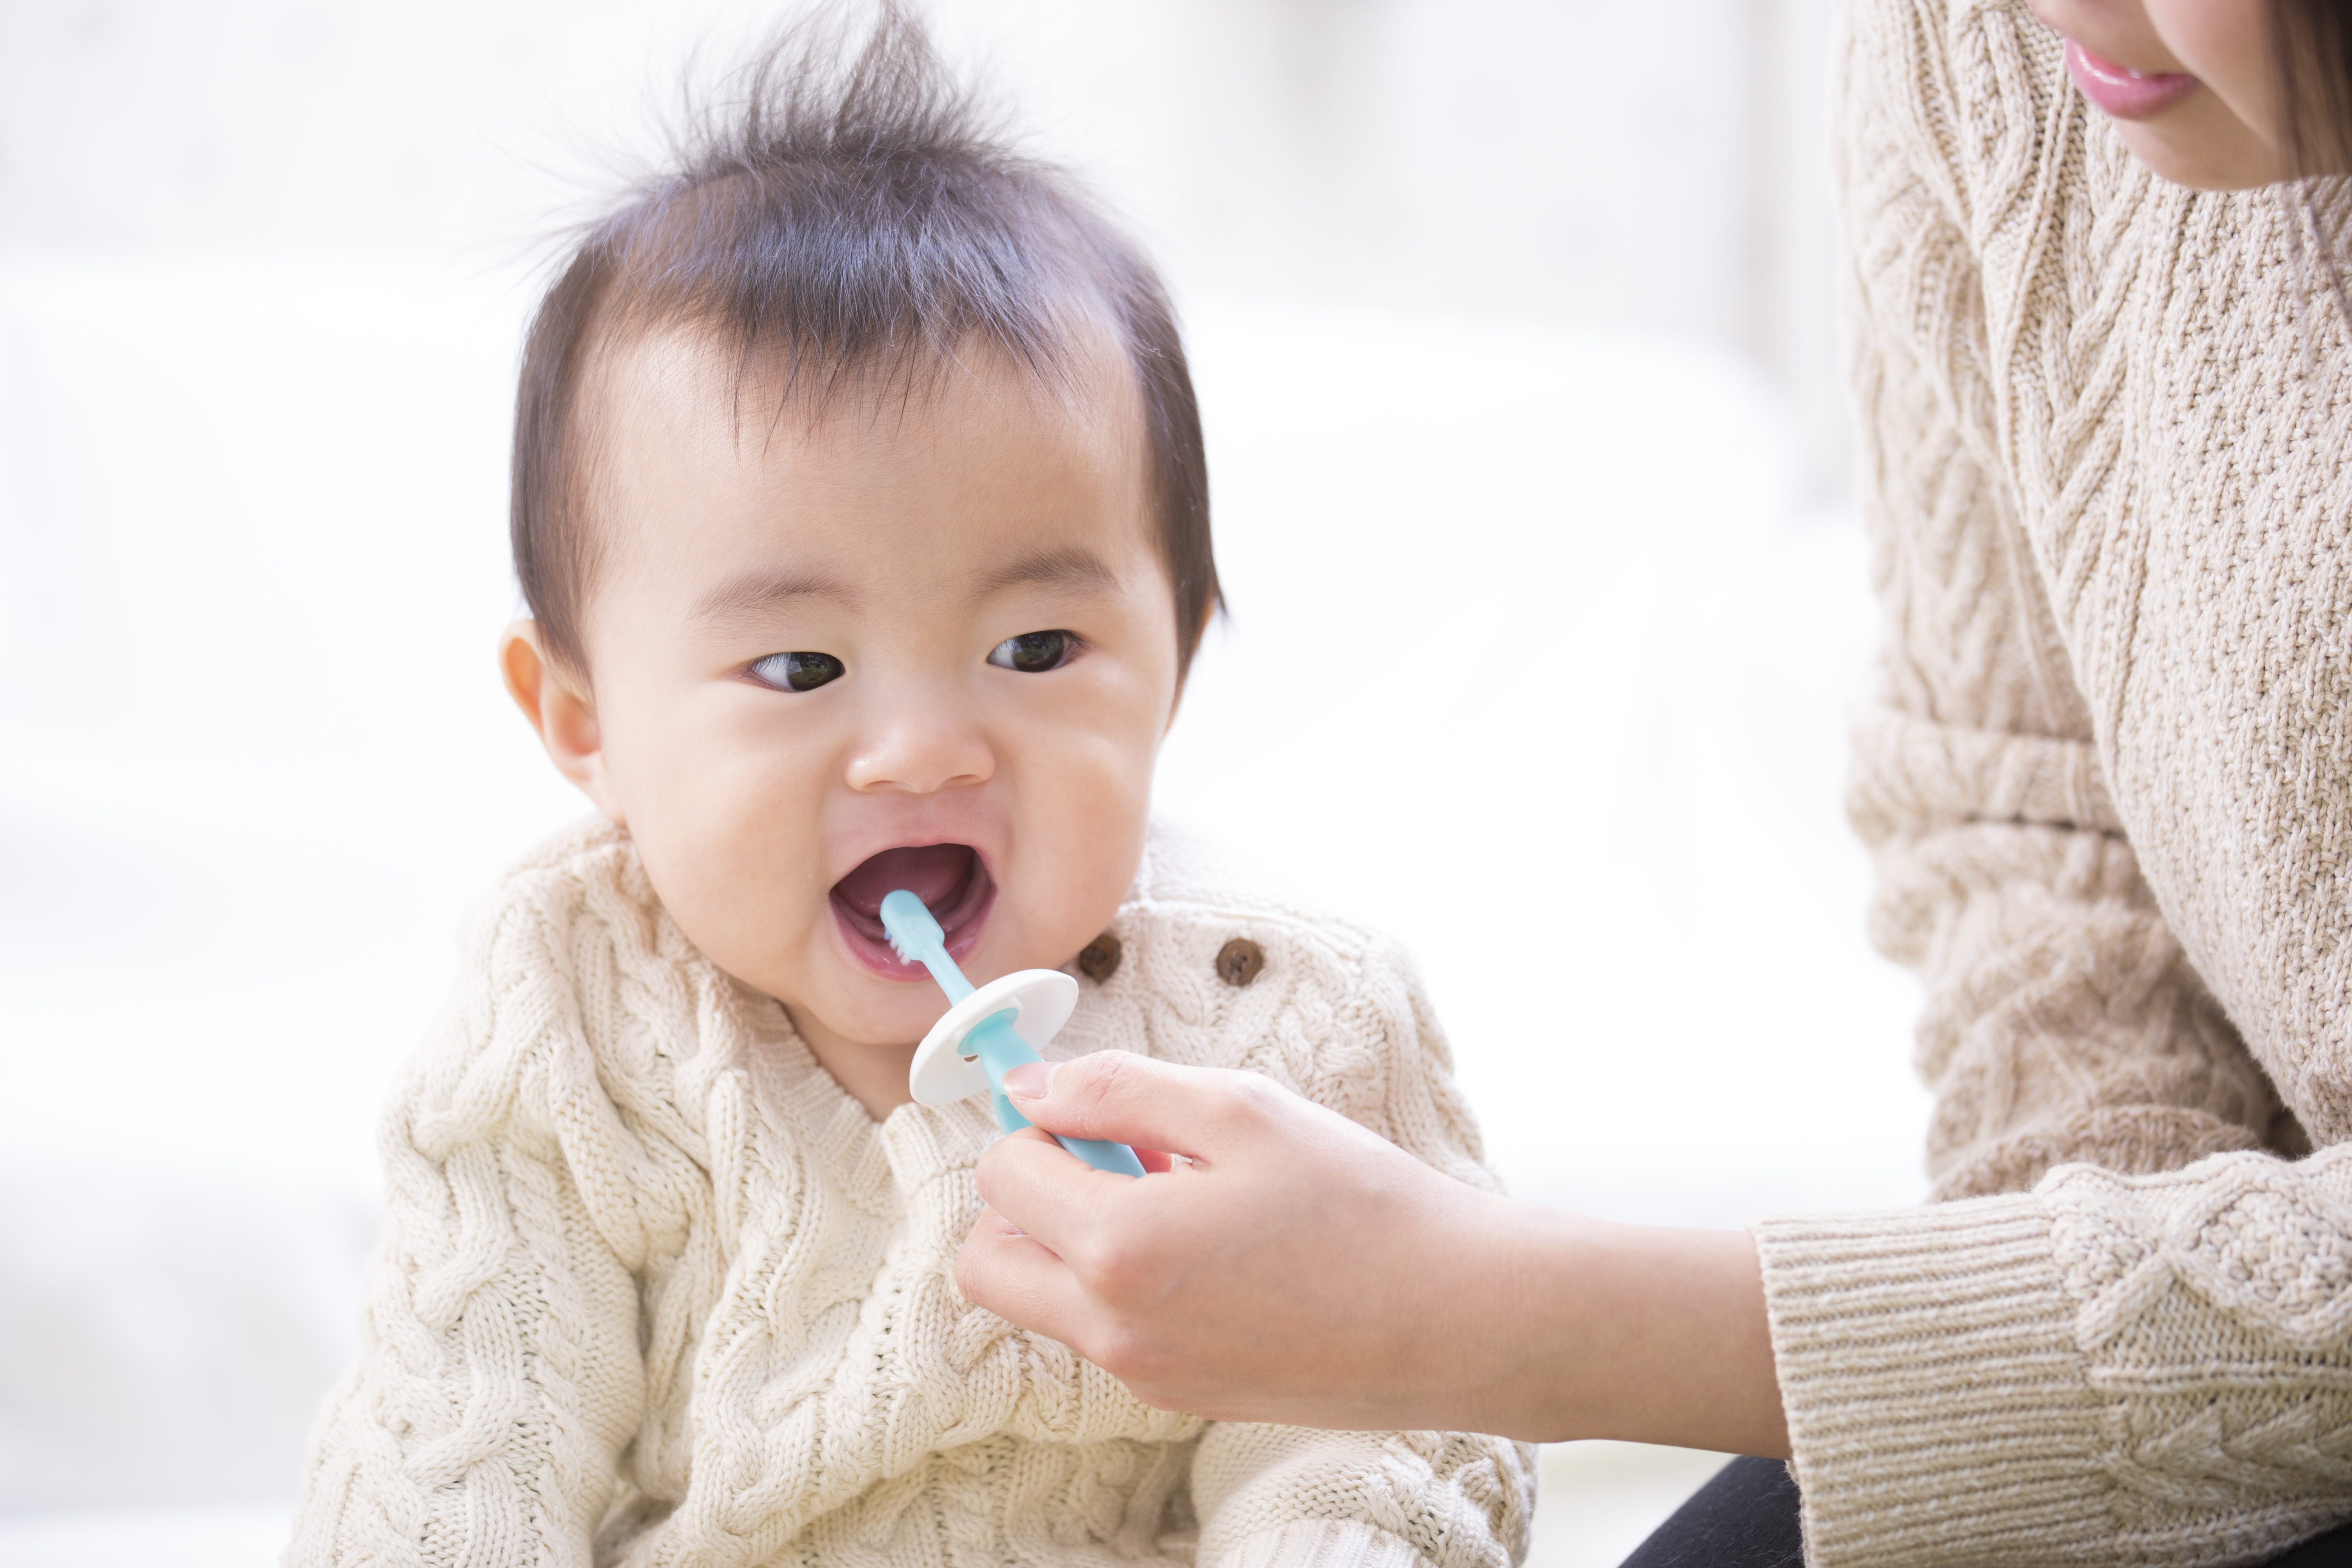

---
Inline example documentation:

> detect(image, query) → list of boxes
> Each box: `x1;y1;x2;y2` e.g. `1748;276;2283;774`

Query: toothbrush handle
1050;1128;1148;1177
968;1012;1144;1178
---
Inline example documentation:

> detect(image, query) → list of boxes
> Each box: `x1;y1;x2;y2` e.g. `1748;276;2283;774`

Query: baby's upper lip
830;843;975;917
826;826;1001;900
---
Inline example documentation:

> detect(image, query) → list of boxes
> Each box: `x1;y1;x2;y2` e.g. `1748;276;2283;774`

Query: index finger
1002;1053;1290;1163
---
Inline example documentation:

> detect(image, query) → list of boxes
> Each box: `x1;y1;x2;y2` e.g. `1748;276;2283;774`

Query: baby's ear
499;619;626;826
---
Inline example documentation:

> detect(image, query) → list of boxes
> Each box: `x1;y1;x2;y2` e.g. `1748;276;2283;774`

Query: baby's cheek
631;759;817;964
1026;728;1154;932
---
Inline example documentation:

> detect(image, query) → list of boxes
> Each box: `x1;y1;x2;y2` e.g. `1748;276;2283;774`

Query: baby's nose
843;698;995;795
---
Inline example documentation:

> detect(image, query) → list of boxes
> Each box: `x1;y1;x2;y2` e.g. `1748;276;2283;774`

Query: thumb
999;1054;1292;1163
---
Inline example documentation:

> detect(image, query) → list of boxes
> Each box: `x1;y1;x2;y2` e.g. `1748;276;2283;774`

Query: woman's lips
2065;38;2200;120
830;842;995;980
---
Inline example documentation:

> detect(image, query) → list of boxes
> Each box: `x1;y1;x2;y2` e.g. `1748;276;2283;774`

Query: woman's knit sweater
285;822;1533;1568
1753;1;2352;1563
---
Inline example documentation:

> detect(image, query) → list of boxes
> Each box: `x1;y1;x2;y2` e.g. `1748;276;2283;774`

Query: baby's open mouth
830;842;996;978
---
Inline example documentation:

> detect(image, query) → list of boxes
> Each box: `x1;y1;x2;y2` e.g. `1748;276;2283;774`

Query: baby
288;11;1533;1567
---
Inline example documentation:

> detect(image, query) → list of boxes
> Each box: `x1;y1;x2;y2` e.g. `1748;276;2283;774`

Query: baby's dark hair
511;4;1218;681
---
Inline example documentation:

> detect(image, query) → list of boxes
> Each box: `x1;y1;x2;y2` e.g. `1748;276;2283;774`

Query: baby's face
541;328;1180;1102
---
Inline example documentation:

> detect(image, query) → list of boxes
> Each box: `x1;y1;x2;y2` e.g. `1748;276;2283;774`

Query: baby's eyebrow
691;568;861;624
977;547;1120;597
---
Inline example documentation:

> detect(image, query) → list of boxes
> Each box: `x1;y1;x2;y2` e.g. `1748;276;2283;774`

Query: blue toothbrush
881;889;1145;1177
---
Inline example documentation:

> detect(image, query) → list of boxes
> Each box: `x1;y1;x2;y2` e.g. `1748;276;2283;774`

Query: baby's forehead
582;318;1143;471
574;320;1158;584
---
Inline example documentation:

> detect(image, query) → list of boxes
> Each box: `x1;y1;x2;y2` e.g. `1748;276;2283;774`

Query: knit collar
733;994;1004;1207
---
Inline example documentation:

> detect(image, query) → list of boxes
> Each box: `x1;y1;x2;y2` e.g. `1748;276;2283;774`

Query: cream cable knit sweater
1753;1;2352;1563
286;820;1533;1568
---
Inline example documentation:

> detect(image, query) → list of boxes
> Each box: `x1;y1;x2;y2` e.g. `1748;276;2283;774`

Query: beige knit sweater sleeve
286;842;699;1565
1751;3;2352;1564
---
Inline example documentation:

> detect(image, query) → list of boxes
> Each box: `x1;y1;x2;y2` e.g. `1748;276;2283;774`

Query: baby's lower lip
2065;39;2199;120
832;895;993;980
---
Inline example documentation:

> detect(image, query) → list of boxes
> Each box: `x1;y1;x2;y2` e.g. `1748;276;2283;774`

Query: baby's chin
784;995;938;1057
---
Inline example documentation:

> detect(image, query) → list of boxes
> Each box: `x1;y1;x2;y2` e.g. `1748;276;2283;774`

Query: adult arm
959;1053;1787;1457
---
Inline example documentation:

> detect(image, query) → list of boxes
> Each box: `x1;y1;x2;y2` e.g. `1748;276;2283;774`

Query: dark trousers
1620;1455;2352;1568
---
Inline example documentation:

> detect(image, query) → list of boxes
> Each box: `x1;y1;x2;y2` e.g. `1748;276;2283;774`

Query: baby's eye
749;651;845;692
987;630;1077;673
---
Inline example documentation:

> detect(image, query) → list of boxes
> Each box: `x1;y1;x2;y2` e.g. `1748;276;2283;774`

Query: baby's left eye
988;630;1078;673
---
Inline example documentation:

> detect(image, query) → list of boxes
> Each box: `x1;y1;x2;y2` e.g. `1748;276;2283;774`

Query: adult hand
957;1054;1789;1454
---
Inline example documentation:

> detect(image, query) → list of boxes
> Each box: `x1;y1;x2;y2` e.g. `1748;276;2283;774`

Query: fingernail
1002;1061;1056;1100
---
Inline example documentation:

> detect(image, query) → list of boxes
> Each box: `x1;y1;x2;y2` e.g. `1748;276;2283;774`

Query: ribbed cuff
1212;1520;1425;1568
1754;1196;2113;1568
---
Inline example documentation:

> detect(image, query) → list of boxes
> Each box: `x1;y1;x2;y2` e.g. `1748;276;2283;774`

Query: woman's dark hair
511;3;1218;682
2272;0;2352;179
2271;0;2352;307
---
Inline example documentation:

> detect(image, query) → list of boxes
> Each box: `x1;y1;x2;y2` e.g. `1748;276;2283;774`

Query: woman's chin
2115;114;2283;192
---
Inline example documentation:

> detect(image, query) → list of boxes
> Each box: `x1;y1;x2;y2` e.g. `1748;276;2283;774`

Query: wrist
1447;1203;1788;1454
1425;1192;1588;1439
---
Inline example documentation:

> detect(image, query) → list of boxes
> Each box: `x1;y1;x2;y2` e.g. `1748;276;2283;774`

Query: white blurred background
0;1;1931;1564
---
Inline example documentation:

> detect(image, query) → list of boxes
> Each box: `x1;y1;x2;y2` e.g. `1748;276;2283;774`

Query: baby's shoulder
380;817;731;1272
1066;824;1488;1175
1060;824;1441;1086
475;813;655;937
396;816;735;1144
1126;820;1409;979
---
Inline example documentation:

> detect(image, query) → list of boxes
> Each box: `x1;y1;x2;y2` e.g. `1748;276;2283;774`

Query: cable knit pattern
1752;0;2352;1563
286;820;1533;1568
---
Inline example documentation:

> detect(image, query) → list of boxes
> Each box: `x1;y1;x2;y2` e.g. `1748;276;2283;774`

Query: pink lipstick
2064;39;2199;121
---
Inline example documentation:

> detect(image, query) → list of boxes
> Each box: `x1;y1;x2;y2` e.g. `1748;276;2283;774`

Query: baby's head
498;8;1216;1107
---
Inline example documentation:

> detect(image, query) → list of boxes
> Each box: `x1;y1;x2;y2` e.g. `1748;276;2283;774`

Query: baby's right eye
748;651;845;692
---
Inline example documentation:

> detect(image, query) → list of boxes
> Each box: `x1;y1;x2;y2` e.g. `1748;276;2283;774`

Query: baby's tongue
834;844;971;918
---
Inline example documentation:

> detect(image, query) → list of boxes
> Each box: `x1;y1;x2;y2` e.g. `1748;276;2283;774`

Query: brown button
1215;937;1265;987
1077;931;1122;982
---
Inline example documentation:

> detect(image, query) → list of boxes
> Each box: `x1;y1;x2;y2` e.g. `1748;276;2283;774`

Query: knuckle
1213;1069;1282;1128
1074;1232;1154;1304
1066;1229;1118;1287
